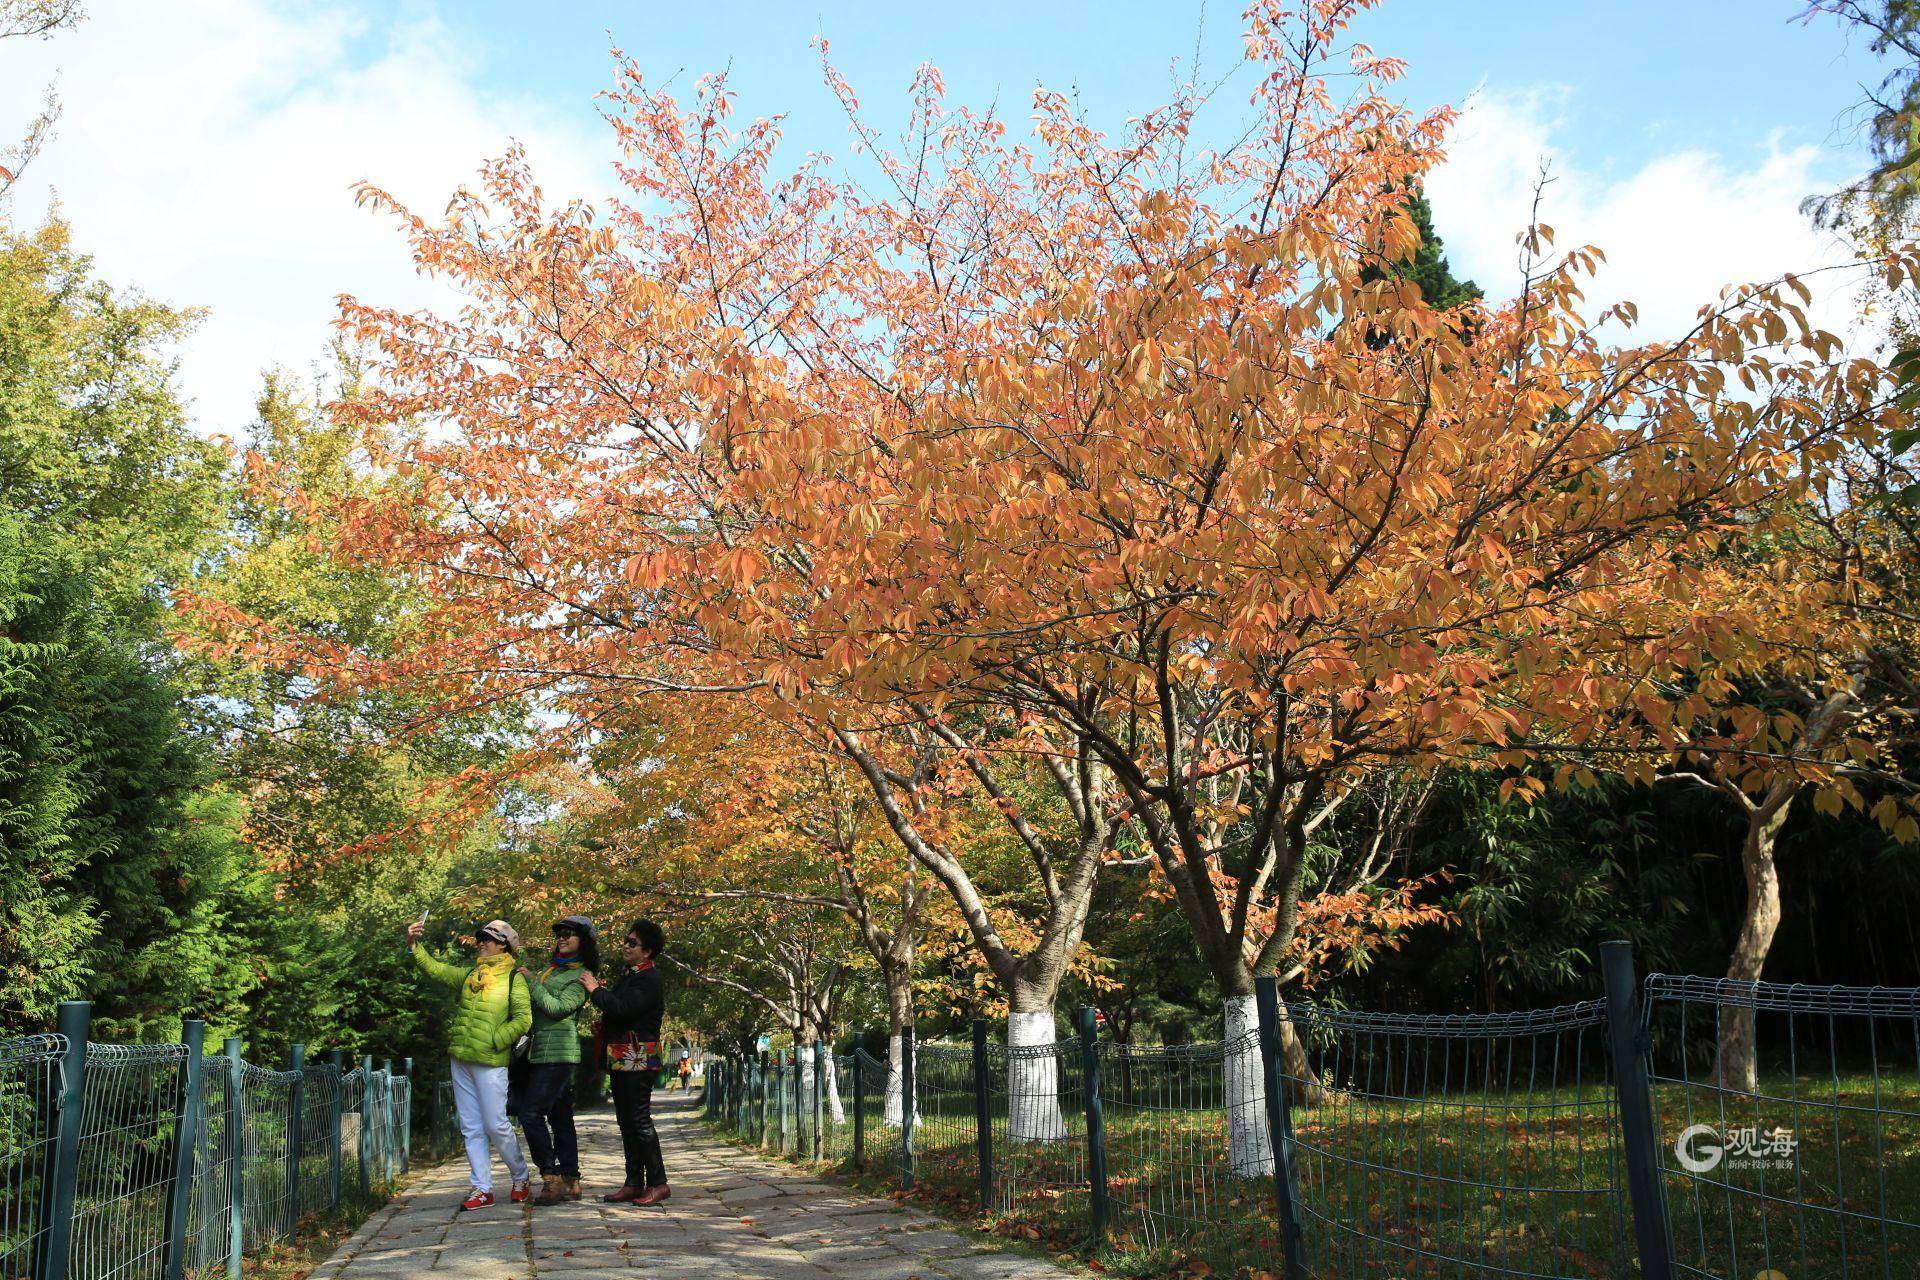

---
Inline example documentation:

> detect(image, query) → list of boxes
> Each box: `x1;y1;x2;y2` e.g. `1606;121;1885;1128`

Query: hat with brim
554;914;597;942
479;919;520;951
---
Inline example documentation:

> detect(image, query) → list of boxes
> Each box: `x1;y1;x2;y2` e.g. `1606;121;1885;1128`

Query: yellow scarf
466;951;516;995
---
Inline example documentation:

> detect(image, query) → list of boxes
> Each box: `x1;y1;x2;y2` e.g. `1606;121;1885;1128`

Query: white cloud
0;0;611;437
1;15;1881;439
1427;86;1866;348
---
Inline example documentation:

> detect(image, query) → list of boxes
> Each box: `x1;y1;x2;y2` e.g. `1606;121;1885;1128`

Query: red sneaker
461;1191;495;1211
508;1179;532;1204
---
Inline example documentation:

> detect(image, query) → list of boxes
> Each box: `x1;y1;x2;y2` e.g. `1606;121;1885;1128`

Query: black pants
517;1063;579;1178
610;1072;666;1188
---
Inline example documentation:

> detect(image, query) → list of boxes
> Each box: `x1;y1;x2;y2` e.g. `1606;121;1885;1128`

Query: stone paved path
312;1090;1083;1280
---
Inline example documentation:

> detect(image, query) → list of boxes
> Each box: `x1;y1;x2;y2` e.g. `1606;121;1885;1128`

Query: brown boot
564;1177;582;1201
634;1185;672;1207
532;1173;567;1206
602;1185;641;1203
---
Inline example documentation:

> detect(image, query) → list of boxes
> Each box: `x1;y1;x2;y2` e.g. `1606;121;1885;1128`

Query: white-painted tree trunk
797;1044;816;1134
823;1052;847;1123
1007;1009;1068;1142
884;1033;918;1127
1223;994;1275;1176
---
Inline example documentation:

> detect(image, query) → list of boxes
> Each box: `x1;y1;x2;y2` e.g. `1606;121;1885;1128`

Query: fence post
382;1060;396;1180
1077;1007;1109;1242
224;1036;245;1280
971;1018;992;1215
790;1047;802;1156
758;1051;770;1147
35;1000;90;1280
358;1054;374;1196
899;1022;916;1192
812;1040;826;1162
285;1043;305;1239
852;1037;866;1170
1602;940;1676;1280
401;1058;414;1172
163;1018;206;1280
327;1049;344;1207
1254;976;1307;1280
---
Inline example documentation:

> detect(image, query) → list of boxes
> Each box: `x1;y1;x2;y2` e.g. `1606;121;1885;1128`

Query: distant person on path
676;1050;692;1090
518;914;597;1206
407;916;533;1210
582;918;668;1205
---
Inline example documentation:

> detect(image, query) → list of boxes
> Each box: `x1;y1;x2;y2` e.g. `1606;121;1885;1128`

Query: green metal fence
0;1003;414;1280
700;944;1920;1279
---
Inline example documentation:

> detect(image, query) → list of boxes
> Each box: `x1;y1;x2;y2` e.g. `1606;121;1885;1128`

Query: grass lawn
708;1069;1920;1280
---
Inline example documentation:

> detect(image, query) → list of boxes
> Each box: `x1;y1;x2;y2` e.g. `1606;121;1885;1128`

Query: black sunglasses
623;936;643;947
553;925;581;938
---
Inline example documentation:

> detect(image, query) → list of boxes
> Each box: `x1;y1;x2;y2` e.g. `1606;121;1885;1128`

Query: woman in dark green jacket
518;915;596;1205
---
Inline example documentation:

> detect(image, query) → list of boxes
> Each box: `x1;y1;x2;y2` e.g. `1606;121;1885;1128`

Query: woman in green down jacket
407;916;533;1210
516;915;597;1205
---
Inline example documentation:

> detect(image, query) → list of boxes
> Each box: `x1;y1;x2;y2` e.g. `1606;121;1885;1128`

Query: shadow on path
310;1089;1083;1279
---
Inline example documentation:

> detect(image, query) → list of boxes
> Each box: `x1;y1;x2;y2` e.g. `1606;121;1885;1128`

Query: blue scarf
547;956;582;970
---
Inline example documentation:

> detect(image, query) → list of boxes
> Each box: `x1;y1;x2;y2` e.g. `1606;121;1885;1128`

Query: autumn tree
216;0;1911;1159
519;697;923;1123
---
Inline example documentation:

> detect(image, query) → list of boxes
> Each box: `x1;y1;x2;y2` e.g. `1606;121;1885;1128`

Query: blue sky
0;1;1885;435
412;1;1873;179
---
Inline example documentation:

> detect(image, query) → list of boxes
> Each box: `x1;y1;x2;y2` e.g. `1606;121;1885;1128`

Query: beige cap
479;919;521;951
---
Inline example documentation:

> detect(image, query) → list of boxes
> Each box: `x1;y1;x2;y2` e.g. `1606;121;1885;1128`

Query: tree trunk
1279;1012;1322;1107
885;977;915;1127
884;1032;916;1127
1717;800;1790;1094
823;1051;847;1124
1006;1005;1068;1142
1223;994;1274;1176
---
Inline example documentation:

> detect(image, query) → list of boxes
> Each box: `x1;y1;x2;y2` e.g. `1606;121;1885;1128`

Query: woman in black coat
581;917;668;1204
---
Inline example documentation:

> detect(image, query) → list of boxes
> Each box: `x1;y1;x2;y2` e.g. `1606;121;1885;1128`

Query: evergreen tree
1395;189;1480;308
0;218;257;1037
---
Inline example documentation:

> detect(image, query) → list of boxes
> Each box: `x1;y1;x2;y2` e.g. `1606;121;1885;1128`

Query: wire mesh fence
907;1044;978;1207
0;1005;415;1280
181;1053;231;1278
853;1046;902;1176
821;1053;854;1161
67;1044;187;1280
700;950;1920;1280
1101;1033;1279;1268
1282;999;1627;1280
0;1035;66;1280
1644;974;1920;1280
237;1062;293;1249
990;1037;1090;1232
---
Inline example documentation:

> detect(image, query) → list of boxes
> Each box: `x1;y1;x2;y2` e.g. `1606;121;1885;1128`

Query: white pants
449;1059;528;1193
